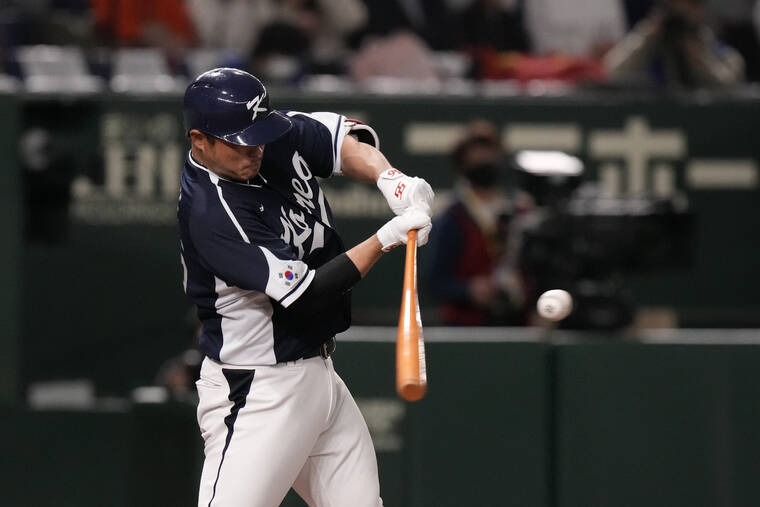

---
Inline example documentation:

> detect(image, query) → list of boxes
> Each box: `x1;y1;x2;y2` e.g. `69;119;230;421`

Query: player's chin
239;164;260;180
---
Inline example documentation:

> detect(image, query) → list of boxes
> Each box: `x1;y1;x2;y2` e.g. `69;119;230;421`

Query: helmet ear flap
345;119;380;150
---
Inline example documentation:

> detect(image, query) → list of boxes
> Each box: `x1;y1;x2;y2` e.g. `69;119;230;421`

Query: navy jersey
178;112;353;365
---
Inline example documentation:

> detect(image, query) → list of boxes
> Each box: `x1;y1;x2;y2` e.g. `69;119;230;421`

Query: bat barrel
398;382;426;402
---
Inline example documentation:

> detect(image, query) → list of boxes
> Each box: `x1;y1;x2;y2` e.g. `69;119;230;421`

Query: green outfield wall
554;336;760;507
0;94;20;404
3;330;760;507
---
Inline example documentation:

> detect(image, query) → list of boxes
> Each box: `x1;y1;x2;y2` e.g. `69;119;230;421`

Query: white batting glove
376;208;432;252
376;169;435;217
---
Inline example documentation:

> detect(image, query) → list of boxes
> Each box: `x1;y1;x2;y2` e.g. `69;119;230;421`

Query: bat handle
404;229;418;281
407;229;417;249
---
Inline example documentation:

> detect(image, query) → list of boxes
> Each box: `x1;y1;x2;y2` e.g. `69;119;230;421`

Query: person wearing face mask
426;120;531;326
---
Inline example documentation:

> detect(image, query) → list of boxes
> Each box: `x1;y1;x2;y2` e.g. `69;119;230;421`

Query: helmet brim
219;110;293;146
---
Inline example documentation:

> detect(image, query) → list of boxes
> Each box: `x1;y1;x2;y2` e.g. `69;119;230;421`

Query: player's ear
189;129;209;152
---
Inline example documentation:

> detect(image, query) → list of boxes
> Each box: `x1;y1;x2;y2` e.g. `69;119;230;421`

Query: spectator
91;0;196;65
252;0;367;78
155;311;203;403
464;0;608;83
426;120;530;326
357;0;455;51
703;0;760;81
604;0;745;87
624;0;658;27
454;0;530;53
349;31;440;84
302;0;367;69
525;0;627;58
186;0;276;63
3;0;95;47
156;348;202;403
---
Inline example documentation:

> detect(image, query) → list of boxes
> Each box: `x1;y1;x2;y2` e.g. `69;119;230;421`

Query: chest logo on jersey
279;151;326;258
290;151;315;211
280;206;311;259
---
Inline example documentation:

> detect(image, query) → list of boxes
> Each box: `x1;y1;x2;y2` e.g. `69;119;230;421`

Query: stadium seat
184;49;245;82
15;45;103;93
110;48;184;93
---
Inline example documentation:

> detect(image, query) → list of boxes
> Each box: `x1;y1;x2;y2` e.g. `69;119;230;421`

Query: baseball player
178;68;434;507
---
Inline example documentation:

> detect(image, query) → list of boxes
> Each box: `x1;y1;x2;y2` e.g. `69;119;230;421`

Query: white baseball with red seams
537;289;573;321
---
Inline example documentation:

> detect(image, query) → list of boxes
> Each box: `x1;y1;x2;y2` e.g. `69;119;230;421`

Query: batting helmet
183;68;292;146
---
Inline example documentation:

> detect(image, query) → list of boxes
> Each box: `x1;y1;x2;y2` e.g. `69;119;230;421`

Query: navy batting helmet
183;68;292;146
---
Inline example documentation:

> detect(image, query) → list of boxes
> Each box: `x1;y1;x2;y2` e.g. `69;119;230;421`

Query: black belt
302;337;336;360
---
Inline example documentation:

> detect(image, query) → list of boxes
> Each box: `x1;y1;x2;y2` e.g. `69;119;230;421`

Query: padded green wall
0;94;20;404
6;337;760;507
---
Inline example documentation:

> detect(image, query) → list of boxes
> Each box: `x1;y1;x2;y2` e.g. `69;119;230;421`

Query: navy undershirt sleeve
283;253;361;318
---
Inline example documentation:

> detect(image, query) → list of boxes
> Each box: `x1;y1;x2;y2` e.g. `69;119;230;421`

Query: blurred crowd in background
1;0;759;92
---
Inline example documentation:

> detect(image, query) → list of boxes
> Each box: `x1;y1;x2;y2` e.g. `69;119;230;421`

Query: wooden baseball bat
396;229;427;402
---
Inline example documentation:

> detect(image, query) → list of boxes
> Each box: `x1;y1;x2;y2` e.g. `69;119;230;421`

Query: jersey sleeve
188;189;315;308
285;111;350;178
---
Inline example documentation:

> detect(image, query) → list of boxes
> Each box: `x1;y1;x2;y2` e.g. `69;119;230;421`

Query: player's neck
190;147;209;169
190;149;224;179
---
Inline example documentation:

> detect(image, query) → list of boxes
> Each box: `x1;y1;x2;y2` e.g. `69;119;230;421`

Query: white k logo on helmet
246;91;268;121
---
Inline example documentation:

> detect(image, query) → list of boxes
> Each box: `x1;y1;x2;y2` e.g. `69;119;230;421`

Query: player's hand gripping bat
396;229;427;401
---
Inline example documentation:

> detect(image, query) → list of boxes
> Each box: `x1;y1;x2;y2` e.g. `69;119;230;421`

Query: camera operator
426;120;531;326
604;0;745;87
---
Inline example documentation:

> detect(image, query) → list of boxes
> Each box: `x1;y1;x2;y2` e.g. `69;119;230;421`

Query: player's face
212;138;266;181
194;131;266;181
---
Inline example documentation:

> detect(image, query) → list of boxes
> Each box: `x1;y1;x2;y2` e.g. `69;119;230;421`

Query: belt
302;337;336;360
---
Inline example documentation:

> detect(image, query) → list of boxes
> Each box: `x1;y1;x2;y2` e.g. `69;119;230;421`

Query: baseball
537;289;573;321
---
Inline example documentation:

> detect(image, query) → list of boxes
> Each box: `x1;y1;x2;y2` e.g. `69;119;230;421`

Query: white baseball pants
196;355;384;507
